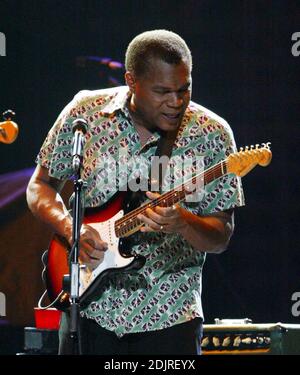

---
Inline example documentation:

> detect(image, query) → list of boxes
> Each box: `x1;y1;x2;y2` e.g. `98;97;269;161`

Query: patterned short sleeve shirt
37;86;244;337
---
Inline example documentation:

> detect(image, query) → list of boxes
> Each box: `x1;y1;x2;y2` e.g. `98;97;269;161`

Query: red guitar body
43;192;145;310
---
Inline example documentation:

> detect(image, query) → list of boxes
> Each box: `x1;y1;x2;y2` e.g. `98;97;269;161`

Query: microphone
76;55;124;70
71;118;88;172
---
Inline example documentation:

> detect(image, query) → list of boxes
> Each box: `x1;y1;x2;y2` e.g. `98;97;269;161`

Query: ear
125;71;136;93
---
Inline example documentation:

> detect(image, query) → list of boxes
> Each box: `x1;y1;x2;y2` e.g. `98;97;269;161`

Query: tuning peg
245;146;249;151
255;144;260;149
262;142;271;149
240;147;244;152
250;145;254;149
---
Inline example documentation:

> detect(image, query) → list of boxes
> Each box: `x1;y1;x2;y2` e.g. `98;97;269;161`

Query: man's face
126;58;192;132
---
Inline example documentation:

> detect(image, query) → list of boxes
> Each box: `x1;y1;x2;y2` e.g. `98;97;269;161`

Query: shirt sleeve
182;118;245;216
36;92;85;180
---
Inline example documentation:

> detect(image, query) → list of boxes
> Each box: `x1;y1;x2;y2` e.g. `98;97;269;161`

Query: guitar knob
241;337;252;344
264;337;271;344
201;336;209;347
233;336;241;347
257;337;264;344
222;336;231;347
212;336;220;347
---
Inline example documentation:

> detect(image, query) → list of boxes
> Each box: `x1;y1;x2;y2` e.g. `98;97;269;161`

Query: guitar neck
115;159;228;237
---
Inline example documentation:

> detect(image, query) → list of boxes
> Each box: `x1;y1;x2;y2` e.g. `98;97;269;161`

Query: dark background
0;0;299;352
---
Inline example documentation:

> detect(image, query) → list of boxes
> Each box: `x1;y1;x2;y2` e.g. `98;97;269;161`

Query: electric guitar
41;143;272;310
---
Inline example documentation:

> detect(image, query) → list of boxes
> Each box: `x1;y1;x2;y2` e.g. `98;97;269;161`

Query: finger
154;205;178;217
83;255;105;270
90;248;106;260
146;209;173;225
146;191;161;200
84;238;108;251
80;224;108;250
79;250;93;264
89;257;104;269
138;214;162;231
79;240;95;254
79;240;107;262
140;223;167;233
79;247;105;264
93;241;108;251
140;225;153;233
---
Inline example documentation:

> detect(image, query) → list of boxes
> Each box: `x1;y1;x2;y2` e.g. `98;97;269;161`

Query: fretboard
115;159;228;237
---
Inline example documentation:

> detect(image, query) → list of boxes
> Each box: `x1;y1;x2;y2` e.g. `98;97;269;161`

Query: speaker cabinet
201;322;300;355
21;322;300;355
23;327;58;355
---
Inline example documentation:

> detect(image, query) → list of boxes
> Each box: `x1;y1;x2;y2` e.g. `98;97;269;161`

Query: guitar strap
122;127;178;228
120;128;178;253
150;129;178;192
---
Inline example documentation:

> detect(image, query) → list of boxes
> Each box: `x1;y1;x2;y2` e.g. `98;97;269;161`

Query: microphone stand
68;167;85;355
68;165;85;355
68;119;87;355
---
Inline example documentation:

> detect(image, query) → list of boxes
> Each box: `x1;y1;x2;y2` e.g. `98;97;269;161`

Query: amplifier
21;322;300;355
23;327;58;355
201;321;300;355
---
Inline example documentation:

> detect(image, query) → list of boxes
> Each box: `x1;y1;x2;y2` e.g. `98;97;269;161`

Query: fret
115;160;228;237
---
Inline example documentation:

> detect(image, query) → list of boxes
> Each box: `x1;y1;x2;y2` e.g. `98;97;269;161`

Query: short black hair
125;29;192;77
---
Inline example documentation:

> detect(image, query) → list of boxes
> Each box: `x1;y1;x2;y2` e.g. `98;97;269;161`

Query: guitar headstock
227;143;272;177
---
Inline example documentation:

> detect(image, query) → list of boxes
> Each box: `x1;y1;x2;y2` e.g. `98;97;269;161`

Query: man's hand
72;224;108;270
137;191;187;233
137;191;234;253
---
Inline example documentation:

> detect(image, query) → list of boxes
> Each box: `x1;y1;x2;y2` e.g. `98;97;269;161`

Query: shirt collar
101;86;131;116
100;86;198;139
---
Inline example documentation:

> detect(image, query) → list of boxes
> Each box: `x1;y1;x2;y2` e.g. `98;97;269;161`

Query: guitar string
115;146;266;233
84;149;265;239
115;159;227;233
87;148;265;238
117;147;266;229
116;160;225;225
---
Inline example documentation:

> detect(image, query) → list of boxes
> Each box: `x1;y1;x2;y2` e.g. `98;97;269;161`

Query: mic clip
71;118;88;173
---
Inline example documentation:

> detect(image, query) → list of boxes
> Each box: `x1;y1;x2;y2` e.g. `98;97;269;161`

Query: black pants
59;313;203;355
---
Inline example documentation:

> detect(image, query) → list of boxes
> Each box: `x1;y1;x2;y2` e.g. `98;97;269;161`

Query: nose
167;92;184;108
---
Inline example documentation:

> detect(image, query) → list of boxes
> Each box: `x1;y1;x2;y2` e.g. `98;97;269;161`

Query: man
26;30;244;355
